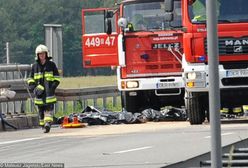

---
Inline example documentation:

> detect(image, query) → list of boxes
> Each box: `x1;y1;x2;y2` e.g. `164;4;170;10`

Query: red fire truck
82;0;185;113
178;0;248;124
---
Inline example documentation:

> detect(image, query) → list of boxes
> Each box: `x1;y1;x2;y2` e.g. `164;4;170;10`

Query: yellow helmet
35;44;51;60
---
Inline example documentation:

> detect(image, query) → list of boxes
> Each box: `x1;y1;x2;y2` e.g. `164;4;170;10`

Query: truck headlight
185;71;206;88
186;72;205;80
126;81;139;88
186;72;197;80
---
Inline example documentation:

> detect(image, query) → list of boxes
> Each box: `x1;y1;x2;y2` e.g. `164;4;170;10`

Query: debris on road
57;106;187;126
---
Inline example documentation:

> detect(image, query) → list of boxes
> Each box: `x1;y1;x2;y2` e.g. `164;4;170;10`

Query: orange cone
71;116;85;128
63;116;69;124
73;116;79;124
61;116;72;128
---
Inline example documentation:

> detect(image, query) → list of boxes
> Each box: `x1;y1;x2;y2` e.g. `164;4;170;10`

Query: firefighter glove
34;84;44;96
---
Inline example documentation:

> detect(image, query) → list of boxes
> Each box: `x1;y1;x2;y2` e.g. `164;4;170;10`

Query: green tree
0;0;117;76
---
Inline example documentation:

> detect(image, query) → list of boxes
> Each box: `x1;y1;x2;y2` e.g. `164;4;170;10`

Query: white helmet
35;44;51;60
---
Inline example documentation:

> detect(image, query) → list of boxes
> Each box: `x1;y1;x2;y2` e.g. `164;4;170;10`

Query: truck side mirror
105;10;113;34
164;0;174;12
105;10;114;18
106;18;112;35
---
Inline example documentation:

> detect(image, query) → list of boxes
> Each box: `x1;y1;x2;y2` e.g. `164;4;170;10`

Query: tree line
0;0;120;76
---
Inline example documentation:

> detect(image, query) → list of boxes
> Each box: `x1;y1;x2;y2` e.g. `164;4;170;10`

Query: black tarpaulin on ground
142;107;187;121
57;106;187;125
78;106;147;125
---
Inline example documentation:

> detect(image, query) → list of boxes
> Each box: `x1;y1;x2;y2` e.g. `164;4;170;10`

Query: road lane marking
113;146;153;154
0;137;44;145
204;132;234;139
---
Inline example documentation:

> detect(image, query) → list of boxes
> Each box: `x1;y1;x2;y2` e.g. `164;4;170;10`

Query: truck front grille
204;37;248;55
221;61;248;69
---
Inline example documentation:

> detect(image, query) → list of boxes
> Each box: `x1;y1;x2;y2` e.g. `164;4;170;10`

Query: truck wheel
185;92;205;125
121;91;140;113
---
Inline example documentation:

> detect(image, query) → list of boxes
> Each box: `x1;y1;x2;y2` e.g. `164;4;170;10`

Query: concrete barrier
0;115;39;131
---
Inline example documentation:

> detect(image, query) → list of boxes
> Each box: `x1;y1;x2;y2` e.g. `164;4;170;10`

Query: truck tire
121;91;140;113
185;92;205;125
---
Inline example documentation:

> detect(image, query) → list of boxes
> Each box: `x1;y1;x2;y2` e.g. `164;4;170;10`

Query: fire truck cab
179;0;248;124
82;0;185;113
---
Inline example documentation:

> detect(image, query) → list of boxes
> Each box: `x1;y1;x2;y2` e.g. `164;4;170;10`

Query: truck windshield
123;0;182;31
189;0;248;23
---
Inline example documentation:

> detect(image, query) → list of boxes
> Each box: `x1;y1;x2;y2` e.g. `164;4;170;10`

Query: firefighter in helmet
27;44;60;133
190;0;220;22
189;0;206;22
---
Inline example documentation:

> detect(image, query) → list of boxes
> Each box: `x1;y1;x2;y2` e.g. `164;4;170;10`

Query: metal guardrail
54;86;120;114
0;64;31;72
0;64;121;116
0;64;31;115
0;85;120;115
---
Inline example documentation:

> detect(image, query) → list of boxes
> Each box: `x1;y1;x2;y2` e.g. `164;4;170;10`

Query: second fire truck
178;0;248;124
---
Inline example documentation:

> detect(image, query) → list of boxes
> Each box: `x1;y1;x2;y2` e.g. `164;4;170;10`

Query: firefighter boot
43;122;51;133
43;112;53;133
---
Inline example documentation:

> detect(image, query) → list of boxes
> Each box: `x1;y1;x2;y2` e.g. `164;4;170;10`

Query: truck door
82;8;119;68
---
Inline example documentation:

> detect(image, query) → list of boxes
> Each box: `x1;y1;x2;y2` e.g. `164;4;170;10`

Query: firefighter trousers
38;104;54;126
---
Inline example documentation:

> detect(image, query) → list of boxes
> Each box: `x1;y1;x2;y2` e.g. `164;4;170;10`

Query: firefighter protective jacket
27;60;60;106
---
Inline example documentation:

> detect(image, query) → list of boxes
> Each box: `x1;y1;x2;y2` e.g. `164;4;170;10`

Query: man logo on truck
225;39;248;46
225;39;248;53
234;46;243;53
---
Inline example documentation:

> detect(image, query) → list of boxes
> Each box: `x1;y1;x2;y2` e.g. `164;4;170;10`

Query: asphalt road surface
0;121;248;168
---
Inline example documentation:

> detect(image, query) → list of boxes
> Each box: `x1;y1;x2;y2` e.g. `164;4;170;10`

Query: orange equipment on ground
61;116;86;128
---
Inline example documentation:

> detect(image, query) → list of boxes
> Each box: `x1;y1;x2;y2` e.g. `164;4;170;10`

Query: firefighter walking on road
27;44;60;133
